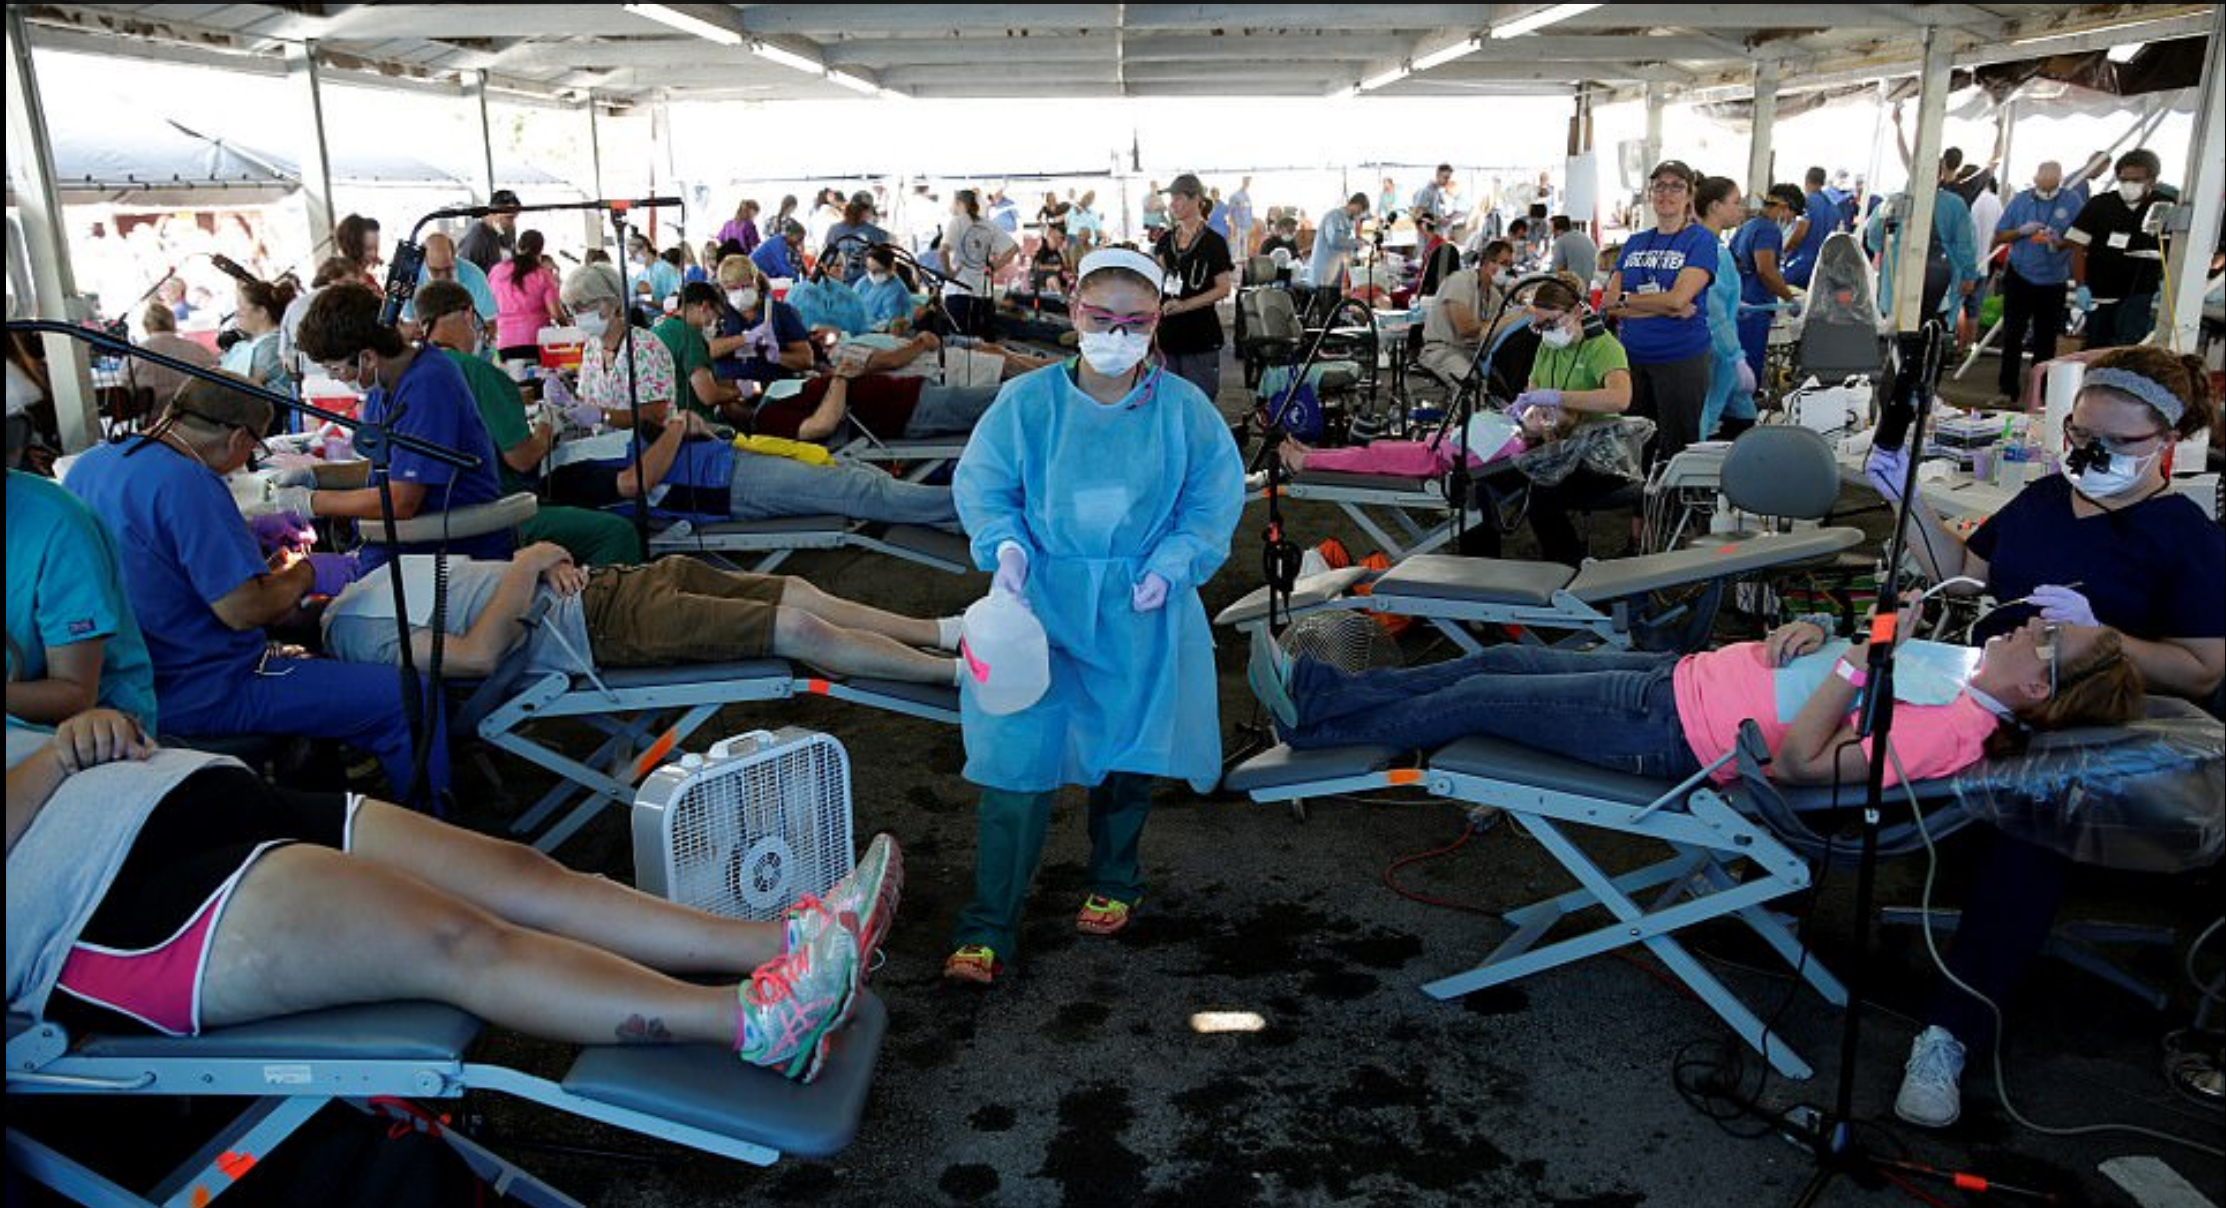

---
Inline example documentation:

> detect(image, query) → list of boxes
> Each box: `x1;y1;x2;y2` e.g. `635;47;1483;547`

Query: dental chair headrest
1721;425;1839;521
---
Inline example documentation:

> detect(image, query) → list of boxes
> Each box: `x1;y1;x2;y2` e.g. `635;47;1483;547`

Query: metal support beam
1642;82;1665;181
4;6;94;450
581;96;606;253
2164;2;2223;355
284;40;337;265
1891;28;1952;332
464;69;497;204
1745;59;1779;199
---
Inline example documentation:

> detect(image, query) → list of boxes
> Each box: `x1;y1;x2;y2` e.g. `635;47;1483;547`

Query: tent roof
17;4;2216;107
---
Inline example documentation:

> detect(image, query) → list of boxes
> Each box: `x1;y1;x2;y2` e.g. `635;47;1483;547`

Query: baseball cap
1076;247;1165;293
489;188;521;210
1162;173;1205;197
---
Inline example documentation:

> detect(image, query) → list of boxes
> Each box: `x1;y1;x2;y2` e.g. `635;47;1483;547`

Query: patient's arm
409;548;563;677
7;710;153;854
796;374;853;442
1772;669;1869;785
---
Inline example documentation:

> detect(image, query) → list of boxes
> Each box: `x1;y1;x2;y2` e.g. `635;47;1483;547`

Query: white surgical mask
1078;329;1152;376
728;288;760;312
1538;324;1577;350
574;309;608;339
2033;187;2058;201
2118;181;2147;204
867;270;891;286
2067;446;2160;501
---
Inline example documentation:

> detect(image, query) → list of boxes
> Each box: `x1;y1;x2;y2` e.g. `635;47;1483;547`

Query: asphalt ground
14;343;2220;1208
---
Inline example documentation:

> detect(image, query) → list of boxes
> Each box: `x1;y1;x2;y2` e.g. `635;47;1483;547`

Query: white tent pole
5;5;95;450
465;69;496;205
284;40;335;263
2164;2;2223;355
1892;27;1952;333
581;95;605;253
1746;60;1779;200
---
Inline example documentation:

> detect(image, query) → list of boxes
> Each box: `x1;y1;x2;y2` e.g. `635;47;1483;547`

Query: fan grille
664;736;853;921
1282;611;1404;673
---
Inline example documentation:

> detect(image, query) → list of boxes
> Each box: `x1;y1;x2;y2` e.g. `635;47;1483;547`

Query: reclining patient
547;407;963;533
1249;612;2143;785
320;541;961;687
749;355;1001;445
5;709;899;1082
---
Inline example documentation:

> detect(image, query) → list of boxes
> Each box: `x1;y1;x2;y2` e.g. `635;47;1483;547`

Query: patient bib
1773;639;1982;722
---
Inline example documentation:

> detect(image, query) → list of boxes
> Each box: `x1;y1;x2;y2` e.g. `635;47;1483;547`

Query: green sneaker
737;902;860;1082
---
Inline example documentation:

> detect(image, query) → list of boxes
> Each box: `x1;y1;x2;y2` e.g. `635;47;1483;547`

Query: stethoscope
1164;228;1214;294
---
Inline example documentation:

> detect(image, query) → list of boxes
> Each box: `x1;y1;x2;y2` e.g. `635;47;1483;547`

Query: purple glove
249;511;313;555
745;322;782;361
1734;359;1757;397
993;542;1029;601
1863;444;1909;503
1132;572;1168;613
563;396;604;430
303;552;360;597
2028;584;2098;627
1511;388;1562;417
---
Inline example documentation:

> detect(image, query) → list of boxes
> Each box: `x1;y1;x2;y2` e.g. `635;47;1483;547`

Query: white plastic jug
959;589;1050;715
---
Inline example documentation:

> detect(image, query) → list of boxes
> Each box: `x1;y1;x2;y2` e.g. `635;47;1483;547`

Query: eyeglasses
2037;622;2061;699
2063;418;2170;457
1648;180;1690;195
1074;303;1159;336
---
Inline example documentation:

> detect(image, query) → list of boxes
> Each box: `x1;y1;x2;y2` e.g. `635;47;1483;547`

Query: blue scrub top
1784;190;1839;286
712;300;809;383
63;439;270;713
952;361;1246;793
750;239;799;281
407;258;499;322
354;348;511;573
854;276;914;331
1729;216;1785;308
1966;475;2225;644
7;470;159;733
1309;208;1358;286
1612;223;1718;364
1997;188;2079;286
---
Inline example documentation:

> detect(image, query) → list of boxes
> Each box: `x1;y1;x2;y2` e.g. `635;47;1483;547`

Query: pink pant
1302;440;1483;477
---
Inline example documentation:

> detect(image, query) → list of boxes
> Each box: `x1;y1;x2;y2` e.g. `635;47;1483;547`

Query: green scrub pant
520;506;644;567
952;773;1153;960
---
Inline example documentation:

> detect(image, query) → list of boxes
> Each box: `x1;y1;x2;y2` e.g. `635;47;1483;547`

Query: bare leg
778;577;941;648
348;800;781;975
772;607;956;684
199;847;735;1047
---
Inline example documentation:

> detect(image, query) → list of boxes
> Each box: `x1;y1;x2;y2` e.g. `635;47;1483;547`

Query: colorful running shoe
1076;894;1139;936
802;833;902;978
942;944;1002;985
737;902;860;1083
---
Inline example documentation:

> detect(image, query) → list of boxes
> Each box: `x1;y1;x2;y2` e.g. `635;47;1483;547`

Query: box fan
632;728;853;921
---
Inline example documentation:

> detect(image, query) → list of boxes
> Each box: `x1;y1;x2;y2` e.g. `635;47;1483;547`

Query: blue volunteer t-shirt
1729;216;1785;309
1997;189;2079;287
1966;474;2225;644
1613;223;1718;363
355;348;511;573
750;239;799;281
62;439;270;709
7;471;160;733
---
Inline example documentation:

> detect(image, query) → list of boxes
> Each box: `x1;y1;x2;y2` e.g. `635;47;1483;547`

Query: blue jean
727;451;961;532
160;656;451;802
1286;645;1704;781
905;385;1000;437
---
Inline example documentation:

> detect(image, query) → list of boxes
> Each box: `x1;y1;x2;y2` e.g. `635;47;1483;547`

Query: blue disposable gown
953;361;1246;793
1700;241;1754;439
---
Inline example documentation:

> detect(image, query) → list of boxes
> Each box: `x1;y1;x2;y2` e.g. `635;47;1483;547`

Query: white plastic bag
959;589;1050;715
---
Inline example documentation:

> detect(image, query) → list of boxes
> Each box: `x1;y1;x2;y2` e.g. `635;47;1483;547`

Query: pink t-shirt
1672;643;2000;787
489;261;562;349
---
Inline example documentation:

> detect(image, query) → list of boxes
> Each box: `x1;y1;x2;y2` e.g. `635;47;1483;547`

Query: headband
2080;368;2186;427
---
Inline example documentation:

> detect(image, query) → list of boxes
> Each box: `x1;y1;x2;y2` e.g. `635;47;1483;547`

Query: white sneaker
1893;1025;1966;1128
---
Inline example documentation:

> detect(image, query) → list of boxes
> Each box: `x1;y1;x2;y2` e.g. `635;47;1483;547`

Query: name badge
2106;231;2131;249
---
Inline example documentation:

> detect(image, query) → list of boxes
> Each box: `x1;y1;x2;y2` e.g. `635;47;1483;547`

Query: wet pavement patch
936;1162;1000;1202
1038;1082;1146;1208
